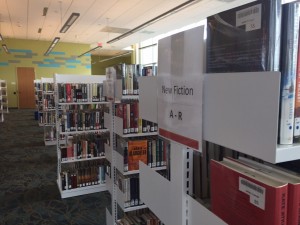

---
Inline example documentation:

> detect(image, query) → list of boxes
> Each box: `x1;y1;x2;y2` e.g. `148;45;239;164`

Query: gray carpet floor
0;109;110;225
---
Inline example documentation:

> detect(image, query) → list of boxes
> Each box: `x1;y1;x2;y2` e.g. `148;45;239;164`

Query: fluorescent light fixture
78;45;102;57
139;43;157;50
2;44;10;54
107;0;200;44
60;13;80;33
44;37;60;56
43;7;48;16
0;34;3;41
99;52;132;63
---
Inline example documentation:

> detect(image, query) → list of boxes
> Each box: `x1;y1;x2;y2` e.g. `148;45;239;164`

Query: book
280;2;300;144
294;4;300;143
206;0;282;73
236;156;300;225
127;139;148;171
210;159;288;225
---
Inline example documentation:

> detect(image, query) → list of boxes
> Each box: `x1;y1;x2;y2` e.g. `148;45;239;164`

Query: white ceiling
0;0;262;55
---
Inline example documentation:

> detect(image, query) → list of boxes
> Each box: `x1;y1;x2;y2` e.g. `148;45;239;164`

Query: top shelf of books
54;74;106;104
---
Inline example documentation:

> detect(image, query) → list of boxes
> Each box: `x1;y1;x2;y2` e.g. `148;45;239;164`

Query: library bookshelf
54;74;108;198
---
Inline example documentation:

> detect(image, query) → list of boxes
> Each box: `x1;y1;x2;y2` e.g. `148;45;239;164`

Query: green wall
91;55;133;75
0;38;91;107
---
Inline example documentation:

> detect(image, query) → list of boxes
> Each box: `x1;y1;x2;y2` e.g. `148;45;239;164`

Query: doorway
17;67;36;109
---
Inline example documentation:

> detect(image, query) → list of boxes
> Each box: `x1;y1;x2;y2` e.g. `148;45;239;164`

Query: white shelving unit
138;26;229;225
35;79;44;126
54;73;108;198
137;16;300;225
104;65;164;224
0;80;8;113
41;77;57;146
34;79;43;125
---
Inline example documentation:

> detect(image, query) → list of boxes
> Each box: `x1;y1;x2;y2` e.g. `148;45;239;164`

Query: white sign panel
158;76;203;150
157;26;205;151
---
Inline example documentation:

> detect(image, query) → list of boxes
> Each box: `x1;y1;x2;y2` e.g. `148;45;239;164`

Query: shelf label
239;177;266;210
157;76;203;151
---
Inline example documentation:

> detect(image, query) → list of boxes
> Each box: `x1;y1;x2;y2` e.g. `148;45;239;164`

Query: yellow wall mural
0;38;91;107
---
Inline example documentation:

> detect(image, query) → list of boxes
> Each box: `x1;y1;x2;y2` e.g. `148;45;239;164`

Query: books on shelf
280;2;300;144
210;158;288;225
41;78;57;146
58;83;105;103
55;74;108;198
60;133;107;161
117;209;164;225
116;170;143;208
59;104;106;133
142;65;157;77
60;159;106;190
206;0;282;73
235;156;300;225
106;64;142;96
117;136;167;172
115;101;157;135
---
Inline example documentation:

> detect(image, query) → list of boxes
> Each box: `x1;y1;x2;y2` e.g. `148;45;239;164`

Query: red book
67;146;73;160
210;159;288;225
130;102;135;133
66;83;72;103
235;157;300;225
123;103;127;134
133;101;139;133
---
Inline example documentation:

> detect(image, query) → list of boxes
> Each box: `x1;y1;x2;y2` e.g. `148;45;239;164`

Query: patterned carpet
0;109;110;225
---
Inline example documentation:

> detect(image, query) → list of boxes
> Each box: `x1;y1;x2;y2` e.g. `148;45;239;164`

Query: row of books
60;110;105;132
117;136;169;172
211;156;300;225
60;134;107;161
117;211;163;225
60;159;106;190
58;83;105;103
111;64;157;96
141;65;157;77
115;102;158;134
43;96;55;110
116;171;143;208
43;83;54;92
60;164;106;190
42;111;55;125
112;64;140;95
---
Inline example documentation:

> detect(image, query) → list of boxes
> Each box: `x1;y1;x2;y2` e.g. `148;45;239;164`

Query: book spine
294;14;300;142
127;103;131;133
66;83;72;103
277;187;288;225
280;2;300;144
147;139;152;167
123;104;127;134
130;101;135;133
287;184;300;225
